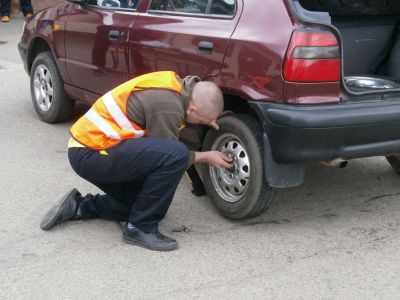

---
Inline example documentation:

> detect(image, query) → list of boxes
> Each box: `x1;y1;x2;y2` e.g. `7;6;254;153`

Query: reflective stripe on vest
85;109;122;140
102;91;145;137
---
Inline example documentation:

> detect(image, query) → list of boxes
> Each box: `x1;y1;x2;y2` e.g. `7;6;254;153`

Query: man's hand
194;151;233;169
206;151;233;168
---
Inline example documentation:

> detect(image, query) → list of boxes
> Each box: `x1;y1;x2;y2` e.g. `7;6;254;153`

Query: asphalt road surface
1;15;400;299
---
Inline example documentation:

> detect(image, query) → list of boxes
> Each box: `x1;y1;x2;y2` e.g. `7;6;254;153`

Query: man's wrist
194;151;209;164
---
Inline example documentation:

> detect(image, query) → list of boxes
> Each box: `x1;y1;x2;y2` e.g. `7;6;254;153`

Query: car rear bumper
18;42;29;74
251;99;400;162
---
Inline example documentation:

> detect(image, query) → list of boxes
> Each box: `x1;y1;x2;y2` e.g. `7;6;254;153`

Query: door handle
198;41;214;54
109;30;121;41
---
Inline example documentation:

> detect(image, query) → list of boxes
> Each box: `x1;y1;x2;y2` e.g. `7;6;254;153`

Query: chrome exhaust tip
321;159;348;169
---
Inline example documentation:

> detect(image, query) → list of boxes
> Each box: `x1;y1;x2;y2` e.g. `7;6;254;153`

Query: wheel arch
199;93;262;147
222;93;258;117
27;36;54;73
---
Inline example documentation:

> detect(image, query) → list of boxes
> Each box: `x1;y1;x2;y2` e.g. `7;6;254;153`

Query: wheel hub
33;64;53;112
210;134;250;203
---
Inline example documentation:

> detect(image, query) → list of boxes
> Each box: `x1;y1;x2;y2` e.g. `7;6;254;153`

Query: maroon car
18;0;400;219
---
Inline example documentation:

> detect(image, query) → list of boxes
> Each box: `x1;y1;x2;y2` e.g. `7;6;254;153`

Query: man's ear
187;105;197;115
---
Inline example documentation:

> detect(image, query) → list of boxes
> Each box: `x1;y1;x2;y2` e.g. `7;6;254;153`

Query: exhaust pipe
321;159;348;169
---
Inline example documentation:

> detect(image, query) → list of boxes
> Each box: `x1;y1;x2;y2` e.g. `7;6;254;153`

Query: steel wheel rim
33;64;54;112
209;133;250;203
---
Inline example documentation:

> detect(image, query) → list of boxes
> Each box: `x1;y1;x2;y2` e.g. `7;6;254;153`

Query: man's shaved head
190;81;224;118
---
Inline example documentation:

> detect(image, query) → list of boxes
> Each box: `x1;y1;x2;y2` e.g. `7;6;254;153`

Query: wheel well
196;94;263;146
27;38;52;72
223;94;257;117
192;95;259;150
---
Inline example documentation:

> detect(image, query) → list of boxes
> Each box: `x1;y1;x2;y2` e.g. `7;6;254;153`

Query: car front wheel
30;51;74;123
201;114;273;219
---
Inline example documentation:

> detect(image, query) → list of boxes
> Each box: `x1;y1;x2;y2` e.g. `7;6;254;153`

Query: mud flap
263;133;305;188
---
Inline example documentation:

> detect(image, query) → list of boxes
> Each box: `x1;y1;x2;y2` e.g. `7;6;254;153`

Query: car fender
25;6;70;84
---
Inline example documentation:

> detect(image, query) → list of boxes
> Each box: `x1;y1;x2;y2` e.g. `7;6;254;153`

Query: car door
128;0;241;79
63;1;139;95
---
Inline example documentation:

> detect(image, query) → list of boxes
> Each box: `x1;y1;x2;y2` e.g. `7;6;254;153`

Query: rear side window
149;0;236;15
89;0;138;9
150;0;208;14
209;0;235;15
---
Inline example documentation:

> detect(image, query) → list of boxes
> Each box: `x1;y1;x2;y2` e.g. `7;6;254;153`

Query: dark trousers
68;138;189;231
0;0;33;16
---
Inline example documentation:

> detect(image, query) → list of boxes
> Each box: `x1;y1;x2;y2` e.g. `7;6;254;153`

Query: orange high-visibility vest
70;71;183;150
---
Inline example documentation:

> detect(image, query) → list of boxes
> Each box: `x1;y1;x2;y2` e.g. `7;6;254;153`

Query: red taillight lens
283;30;341;82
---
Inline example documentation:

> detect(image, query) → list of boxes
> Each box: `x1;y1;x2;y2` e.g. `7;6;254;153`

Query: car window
89;0;139;9
209;0;235;15
149;0;208;14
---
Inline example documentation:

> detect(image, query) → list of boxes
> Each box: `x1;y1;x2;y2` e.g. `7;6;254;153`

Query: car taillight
283;29;341;82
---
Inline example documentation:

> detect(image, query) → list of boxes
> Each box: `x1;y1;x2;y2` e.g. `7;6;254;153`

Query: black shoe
186;166;207;197
40;188;82;231
122;223;178;251
191;184;207;197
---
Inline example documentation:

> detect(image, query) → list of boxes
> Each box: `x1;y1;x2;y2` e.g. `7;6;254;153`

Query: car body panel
63;4;137;95
127;2;242;80
215;0;293;102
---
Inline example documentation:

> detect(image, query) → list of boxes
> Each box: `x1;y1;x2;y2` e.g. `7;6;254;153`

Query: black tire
200;114;273;219
386;155;400;174
30;51;74;123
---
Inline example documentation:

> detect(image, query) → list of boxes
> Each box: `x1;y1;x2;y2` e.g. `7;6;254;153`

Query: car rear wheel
386;155;400;174
30;51;74;123
201;114;273;219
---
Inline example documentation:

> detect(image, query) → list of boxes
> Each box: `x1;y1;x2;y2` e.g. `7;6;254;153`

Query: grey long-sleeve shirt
126;78;200;167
